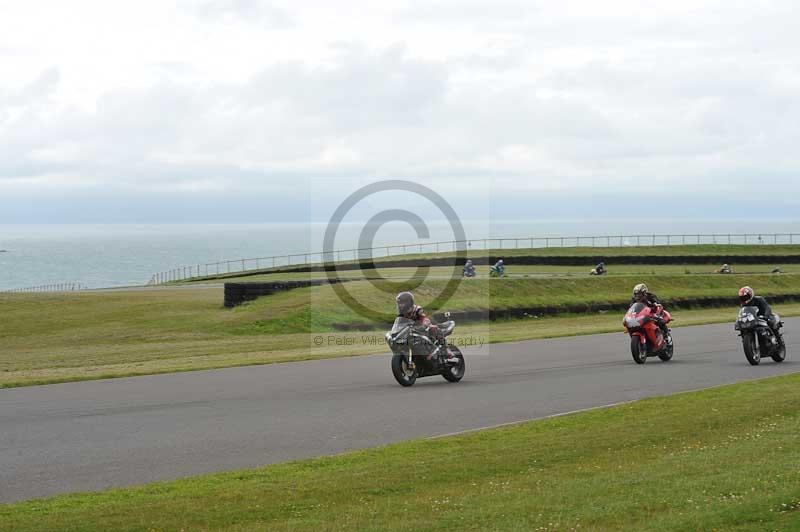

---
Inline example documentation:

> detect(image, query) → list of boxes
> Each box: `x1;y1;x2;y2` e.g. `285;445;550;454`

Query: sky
1;0;799;223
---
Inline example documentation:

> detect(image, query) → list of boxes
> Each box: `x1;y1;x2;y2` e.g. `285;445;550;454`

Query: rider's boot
439;342;459;364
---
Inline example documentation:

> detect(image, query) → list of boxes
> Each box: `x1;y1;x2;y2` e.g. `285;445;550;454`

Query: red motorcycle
623;303;674;364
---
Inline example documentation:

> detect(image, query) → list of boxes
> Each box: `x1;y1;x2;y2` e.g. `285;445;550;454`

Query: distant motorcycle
489;266;505;277
623;303;674;364
385;314;465;387
735;306;786;365
591;263;607;276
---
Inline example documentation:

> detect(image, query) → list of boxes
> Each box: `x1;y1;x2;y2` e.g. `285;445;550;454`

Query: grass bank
179;244;800;282
196;263;800;284
2;373;799;530
3;274;800;387
2;285;799;388
240;273;800;332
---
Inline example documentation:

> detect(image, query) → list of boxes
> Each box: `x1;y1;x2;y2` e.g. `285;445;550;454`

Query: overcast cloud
0;0;798;222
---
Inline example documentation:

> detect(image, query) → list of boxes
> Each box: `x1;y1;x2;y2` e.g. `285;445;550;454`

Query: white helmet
633;283;648;300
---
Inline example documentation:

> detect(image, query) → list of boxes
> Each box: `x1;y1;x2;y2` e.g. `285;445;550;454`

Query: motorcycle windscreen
738;306;759;318
627;302;646;315
390;317;415;334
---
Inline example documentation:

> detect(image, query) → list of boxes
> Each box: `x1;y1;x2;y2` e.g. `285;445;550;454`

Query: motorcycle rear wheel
630;336;647;364
441;345;466;383
391;354;417;386
743;334;760;365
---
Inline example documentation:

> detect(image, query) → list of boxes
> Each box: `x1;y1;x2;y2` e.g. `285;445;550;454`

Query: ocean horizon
2;219;800;291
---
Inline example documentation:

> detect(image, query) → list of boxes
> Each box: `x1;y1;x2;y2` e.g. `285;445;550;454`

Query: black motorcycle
385;314;465;387
735;306;786;365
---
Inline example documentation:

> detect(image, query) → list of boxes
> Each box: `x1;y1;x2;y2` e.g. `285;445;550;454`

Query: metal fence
148;232;800;285
1;283;84;294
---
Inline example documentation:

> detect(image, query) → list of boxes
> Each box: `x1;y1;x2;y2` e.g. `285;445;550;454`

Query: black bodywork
735;306;786;365
385;316;464;386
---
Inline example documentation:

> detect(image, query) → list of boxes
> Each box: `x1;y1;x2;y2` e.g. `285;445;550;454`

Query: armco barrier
430;293;800;323
224;279;348;308
328;293;800;330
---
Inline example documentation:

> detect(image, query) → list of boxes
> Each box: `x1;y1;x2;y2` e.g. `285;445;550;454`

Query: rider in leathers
395;291;456;363
631;283;670;339
739;286;783;339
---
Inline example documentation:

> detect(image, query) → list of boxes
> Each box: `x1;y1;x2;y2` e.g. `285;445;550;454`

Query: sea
2;219;800;291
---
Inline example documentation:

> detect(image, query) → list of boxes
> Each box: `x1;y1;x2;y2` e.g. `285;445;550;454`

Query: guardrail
2;283;84;294
148;232;800;285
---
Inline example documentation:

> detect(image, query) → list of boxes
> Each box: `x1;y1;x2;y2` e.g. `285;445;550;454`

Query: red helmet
738;286;754;305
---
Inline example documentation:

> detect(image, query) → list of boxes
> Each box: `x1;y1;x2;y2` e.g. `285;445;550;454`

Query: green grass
3;373;799;531
239;273;800;332
3;274;800;387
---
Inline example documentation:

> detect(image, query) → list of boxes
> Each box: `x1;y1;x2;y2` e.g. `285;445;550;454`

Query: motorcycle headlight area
625;317;641;328
387;329;410;345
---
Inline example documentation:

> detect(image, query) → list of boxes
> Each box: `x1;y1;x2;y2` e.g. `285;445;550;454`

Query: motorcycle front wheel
442;345;466;383
772;337;787;363
630;336;647;364
743;334;760;365
391;353;417;386
658;335;674;361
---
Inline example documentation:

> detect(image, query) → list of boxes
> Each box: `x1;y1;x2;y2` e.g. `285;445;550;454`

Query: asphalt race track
2;318;798;503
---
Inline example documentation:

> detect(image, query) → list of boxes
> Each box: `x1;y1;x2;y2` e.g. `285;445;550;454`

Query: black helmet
396;291;414;316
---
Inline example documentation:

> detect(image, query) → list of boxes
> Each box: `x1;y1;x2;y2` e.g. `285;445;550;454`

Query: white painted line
426;372;799;441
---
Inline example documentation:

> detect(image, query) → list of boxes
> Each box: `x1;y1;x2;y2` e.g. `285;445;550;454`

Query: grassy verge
2;373;799;530
2;294;799;388
3;274;800;387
